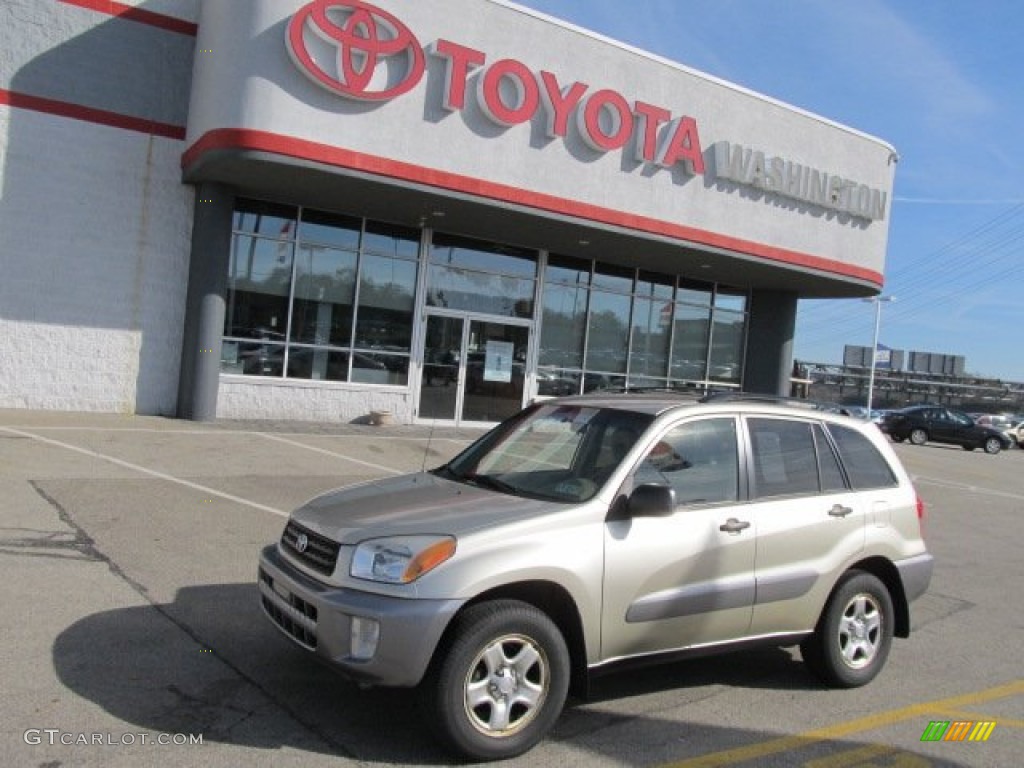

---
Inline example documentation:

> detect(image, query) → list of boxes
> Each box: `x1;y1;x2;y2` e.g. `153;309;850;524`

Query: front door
418;314;530;425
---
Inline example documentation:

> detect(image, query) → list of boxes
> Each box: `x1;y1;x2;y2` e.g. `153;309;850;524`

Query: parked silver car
258;394;932;760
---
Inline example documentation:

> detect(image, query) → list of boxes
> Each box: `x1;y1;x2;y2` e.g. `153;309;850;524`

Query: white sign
484;341;514;383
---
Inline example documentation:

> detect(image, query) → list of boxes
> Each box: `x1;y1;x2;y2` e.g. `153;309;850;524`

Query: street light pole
864;295;895;417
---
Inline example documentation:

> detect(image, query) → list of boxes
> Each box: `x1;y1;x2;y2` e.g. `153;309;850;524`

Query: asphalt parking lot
1;409;1021;767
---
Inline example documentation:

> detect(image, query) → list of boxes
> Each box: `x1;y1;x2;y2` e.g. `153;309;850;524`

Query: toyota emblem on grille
286;0;425;101
295;533;309;554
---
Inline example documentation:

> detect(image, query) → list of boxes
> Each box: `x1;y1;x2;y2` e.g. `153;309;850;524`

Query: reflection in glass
539;282;587;368
286;346;350;382
715;285;748;312
636;270;675;300
420;316;463;420
225;236;294;340
426;265;534;317
591;262;634;293
298;209;361;250
586;291;630;373
352;353;409;386
363;221;420;258
678;279;713;307
536;367;581;397
289;244;356;346
221;341;286;377
430;233;537;277
630;297;671;378
546;254;591;286
709;308;745;383
463;321;528;423
355;254;417;350
671;302;710;381
232;200;297;238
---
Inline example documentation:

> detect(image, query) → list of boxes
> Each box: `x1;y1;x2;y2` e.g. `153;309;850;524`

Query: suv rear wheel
421;599;570;761
801;570;894;688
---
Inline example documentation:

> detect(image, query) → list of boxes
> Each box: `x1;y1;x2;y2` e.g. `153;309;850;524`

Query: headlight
350;536;456;584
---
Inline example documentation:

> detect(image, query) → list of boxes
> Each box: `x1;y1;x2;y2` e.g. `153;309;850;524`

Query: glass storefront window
286;346;350;382
363;221;420;258
225;235;294;341
430;233;537;277
232;199;297;238
678;278;713;308
586;290;631;373
289;243;357;347
636;270;675;301
354;253;418;350
546;254;591;286
709;308;745;384
224;200;419;387
591;262;634;293
630;296;671;379
670;302;711;382
539;282;587;368
426;264;534;318
298;209;361;250
715;285;748;312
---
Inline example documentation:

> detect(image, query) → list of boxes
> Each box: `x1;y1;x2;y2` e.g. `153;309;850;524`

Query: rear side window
748;418;819;498
827;424;899;489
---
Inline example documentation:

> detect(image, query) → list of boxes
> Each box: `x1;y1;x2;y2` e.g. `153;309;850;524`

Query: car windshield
437;403;654;502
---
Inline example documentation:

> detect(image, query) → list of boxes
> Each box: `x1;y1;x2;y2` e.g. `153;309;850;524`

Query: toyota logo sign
295;533;309;554
287;0;425;101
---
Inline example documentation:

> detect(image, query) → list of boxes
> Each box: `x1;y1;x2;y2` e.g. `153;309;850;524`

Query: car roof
541;392;864;420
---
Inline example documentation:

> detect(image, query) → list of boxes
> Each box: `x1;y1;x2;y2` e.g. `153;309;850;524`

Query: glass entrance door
419;314;530;424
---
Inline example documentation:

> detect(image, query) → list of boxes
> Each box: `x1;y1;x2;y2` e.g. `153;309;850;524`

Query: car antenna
421;418;437;473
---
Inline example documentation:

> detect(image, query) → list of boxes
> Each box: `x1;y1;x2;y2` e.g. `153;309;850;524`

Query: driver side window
639;418;739;505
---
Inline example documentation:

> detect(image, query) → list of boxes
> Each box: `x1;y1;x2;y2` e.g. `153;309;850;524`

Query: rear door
601;416;757;661
744;417;867;636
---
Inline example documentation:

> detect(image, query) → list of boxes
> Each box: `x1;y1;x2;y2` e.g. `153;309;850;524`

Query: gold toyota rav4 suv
258;393;933;761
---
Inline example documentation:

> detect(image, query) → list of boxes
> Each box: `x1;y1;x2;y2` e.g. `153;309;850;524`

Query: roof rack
699;392;848;412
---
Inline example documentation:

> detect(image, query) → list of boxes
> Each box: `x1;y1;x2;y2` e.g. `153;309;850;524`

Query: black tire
909;428;928;446
983;437;1002;455
801;570;894;688
890;435;905;443
963;445;975;451
421;600;570;761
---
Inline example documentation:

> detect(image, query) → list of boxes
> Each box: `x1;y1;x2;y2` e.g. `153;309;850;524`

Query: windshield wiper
464;473;518;495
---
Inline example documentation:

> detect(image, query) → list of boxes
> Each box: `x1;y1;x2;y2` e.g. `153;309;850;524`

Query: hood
291;472;562;545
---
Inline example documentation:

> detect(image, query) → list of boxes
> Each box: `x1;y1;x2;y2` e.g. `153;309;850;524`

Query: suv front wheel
802;570;894;688
422;599;570;761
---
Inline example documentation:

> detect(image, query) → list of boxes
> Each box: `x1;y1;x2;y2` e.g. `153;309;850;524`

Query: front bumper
258;544;464;687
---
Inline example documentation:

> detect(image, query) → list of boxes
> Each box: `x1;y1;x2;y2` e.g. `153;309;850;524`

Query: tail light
915;493;926;539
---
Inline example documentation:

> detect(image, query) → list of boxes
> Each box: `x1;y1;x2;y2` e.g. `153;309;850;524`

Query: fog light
349;616;380;661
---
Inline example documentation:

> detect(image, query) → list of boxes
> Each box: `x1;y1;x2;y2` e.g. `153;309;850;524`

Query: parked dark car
881;405;1012;454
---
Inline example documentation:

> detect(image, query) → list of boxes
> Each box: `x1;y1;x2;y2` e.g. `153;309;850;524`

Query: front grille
281;520;340;576
259;567;318;649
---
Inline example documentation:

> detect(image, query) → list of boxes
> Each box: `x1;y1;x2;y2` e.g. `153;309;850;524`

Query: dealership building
1;0;897;425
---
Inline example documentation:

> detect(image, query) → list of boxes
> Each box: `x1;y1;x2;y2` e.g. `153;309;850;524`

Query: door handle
719;517;751;533
828;504;854;518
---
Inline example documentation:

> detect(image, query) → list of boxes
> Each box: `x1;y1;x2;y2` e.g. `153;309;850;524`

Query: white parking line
1;426;289;517
913;474;1024;502
257;432;404;475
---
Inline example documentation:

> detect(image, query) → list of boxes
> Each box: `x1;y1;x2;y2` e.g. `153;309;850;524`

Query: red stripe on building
182;128;883;287
58;0;198;37
0;89;187;141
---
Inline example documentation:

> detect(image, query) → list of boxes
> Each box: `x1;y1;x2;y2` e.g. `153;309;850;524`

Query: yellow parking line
657;679;1024;768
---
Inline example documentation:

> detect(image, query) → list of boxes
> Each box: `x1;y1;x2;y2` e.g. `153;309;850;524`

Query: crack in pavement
29;480;361;762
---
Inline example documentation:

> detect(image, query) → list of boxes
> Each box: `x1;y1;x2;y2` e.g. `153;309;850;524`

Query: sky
511;0;1024;382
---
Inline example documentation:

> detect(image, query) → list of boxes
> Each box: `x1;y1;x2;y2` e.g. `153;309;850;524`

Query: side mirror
628;483;676;517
